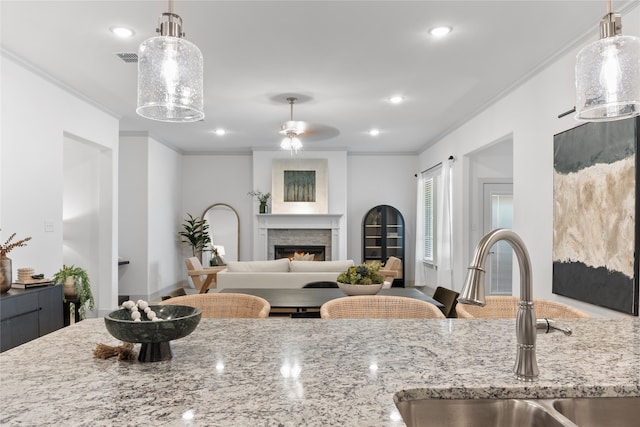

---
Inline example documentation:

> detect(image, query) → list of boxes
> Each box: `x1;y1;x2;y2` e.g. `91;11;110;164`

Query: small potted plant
0;230;32;293
179;213;212;257
248;190;271;214
336;262;384;296
53;265;95;319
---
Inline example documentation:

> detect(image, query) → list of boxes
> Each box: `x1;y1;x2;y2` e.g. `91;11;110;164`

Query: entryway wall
1;54;119;317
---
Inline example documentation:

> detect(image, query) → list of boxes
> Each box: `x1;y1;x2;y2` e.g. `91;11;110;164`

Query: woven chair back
320;295;445;319
160;293;270;318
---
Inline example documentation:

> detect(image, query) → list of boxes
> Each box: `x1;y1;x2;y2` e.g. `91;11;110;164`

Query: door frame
481;179;513;295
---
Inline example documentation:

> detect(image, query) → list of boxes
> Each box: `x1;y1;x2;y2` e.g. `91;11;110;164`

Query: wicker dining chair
320;295;446;319
455;296;589;319
160;293;271;318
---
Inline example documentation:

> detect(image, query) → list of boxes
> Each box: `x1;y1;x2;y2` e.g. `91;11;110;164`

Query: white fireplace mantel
254;214;346;260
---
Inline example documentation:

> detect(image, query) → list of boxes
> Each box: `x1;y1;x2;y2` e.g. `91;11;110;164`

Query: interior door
483;183;513;295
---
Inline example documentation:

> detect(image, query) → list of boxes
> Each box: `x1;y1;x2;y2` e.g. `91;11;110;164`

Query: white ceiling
2;1;635;154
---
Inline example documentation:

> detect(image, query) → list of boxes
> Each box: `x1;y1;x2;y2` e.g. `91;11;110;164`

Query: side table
63;297;81;326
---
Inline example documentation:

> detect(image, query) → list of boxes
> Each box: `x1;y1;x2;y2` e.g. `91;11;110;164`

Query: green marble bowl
104;305;202;362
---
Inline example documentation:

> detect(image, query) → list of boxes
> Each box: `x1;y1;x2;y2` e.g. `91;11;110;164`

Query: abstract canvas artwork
271;158;328;214
552;117;639;315
284;170;316;202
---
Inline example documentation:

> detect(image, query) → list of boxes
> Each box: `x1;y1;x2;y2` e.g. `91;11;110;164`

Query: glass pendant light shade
137;35;204;122
281;137;292;150
575;8;640;122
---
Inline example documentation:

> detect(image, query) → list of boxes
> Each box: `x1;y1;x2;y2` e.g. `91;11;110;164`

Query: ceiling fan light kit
136;0;204;123
575;0;640;122
280;97;304;153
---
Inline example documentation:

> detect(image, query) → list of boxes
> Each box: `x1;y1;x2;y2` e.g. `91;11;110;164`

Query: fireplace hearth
275;245;326;261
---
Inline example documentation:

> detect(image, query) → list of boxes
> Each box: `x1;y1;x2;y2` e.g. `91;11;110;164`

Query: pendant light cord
606;0;612;14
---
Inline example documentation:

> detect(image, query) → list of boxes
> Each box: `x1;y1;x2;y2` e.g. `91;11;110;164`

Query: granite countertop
1;317;639;426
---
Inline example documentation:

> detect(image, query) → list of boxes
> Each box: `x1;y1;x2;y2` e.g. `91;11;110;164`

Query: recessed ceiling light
110;26;134;38
429;26;452;38
214;129;226;136
389;95;404;104
369;129;380;136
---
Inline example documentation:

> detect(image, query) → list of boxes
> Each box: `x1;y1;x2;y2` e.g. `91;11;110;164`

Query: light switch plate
44;220;54;232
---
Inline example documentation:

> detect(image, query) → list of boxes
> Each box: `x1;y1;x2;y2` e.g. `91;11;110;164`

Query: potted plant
0;230;32;293
179;213;212;257
53;265;95;319
248;190;271;214
336;262;384;296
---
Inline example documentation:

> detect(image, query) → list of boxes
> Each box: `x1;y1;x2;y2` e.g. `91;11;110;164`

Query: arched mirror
202;203;240;263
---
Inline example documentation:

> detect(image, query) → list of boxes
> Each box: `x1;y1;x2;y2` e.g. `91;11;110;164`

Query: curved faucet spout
458;228;539;381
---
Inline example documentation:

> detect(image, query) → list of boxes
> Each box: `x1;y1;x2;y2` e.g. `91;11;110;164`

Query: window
421;168;439;264
423;176;434;262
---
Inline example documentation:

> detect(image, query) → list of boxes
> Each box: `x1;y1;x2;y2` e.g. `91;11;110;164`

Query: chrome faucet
458;229;539;381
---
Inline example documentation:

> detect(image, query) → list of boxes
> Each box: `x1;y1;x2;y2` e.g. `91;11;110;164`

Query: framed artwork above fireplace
271;158;328;214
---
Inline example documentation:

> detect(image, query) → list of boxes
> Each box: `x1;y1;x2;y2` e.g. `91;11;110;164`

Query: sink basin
552;397;640;427
394;395;640;427
394;398;571;427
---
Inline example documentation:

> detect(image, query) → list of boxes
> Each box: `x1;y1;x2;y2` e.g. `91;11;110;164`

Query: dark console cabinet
0;285;63;352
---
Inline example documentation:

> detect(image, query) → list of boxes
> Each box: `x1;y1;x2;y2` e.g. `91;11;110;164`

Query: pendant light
575;0;640;121
137;0;204;123
279;97;305;153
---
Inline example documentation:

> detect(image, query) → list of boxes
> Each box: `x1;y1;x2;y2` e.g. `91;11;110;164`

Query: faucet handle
536;318;572;336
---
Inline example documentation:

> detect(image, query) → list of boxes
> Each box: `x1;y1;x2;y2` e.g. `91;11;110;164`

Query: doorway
63;134;112;316
483;182;513;295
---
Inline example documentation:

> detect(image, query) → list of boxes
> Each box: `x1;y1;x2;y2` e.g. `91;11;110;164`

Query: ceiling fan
275;95;341;152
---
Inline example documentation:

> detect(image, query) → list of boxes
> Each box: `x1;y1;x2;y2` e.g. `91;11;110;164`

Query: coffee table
219;287;444;313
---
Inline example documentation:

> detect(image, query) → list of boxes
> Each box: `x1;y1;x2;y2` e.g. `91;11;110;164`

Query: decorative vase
0;256;12;293
63;276;77;298
259;202;268;214
337;282;383;296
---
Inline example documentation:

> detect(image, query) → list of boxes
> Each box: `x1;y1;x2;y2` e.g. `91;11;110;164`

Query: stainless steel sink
394;398;572;427
552;397;640;427
394;394;640;427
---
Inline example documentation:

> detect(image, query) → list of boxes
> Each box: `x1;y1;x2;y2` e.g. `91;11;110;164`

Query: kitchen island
1;317;639;426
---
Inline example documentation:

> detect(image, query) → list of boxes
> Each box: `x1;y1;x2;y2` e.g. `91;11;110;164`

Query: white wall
148;139;183;296
181;153;254;266
118;134;149;298
347;154;418;282
418;6;640;318
1;53;119;315
118;133;183;300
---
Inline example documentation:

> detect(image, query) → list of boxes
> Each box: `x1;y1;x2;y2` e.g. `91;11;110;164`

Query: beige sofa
216;258;354;289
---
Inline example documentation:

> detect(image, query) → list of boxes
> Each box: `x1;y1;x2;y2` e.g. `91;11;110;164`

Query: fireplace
255;213;345;261
275;245;326;261
268;229;332;260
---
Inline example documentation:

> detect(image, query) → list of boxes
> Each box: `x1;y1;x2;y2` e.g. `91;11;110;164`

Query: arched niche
202;203;240;263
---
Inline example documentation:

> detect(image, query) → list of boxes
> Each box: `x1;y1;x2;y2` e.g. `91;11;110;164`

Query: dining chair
160;293;271;318
455;296;589;319
320;295;445;319
379;256;402;288
303;281;339;288
432;286;459;318
185;257;223;293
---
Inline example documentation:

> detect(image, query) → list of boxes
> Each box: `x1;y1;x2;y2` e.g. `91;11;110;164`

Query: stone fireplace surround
255;214;344;261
